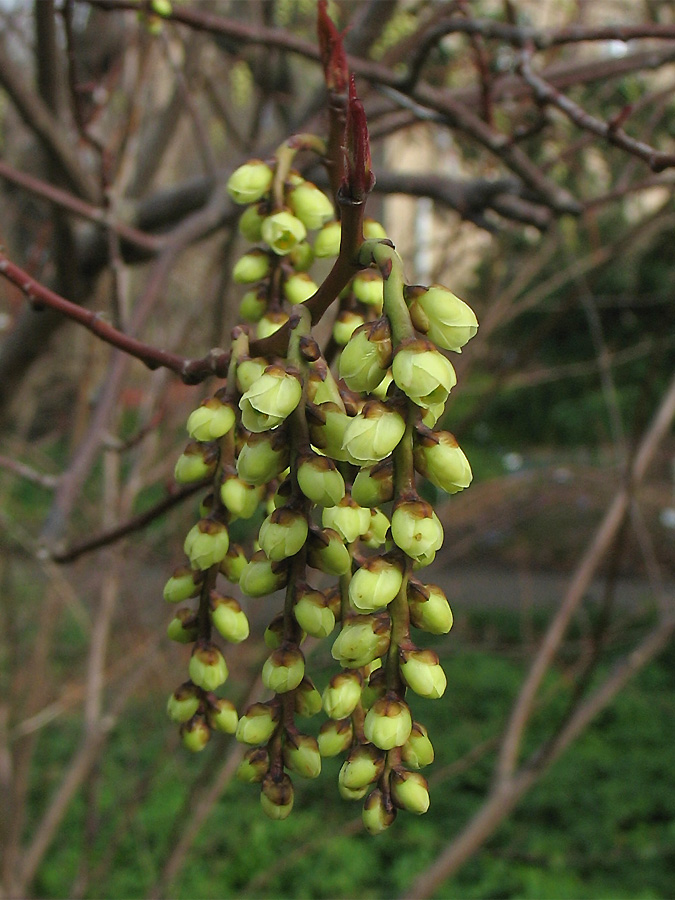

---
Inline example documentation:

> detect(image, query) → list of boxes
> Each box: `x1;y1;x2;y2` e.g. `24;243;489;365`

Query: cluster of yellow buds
162;31;478;828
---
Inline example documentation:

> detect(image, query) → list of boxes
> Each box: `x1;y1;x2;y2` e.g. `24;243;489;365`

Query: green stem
272;134;328;209
358;240;415;345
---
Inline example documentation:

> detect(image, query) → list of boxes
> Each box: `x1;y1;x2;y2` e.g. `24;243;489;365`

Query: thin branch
0;454;59;489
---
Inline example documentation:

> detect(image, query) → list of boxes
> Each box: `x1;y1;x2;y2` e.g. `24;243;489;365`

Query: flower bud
257;310;289;339
294;588;335;639
360;666;386;710
167;682;201;723
186;395;236;442
283;732;321;779
233;249;271;284
209;592;249;643
163;566;202;604
408;581;453;634
351;460;394;507
401;722;435;769
391;500;443;561
261;210;307;255
180;715;211;752
363;696;412;750
313;220;341;257
206;696;238;734
331;615;390;669
322;670;363;720
189;641;228;691
239;289;267;322
184;519;229;570
258;508;308;561
363;218;387;240
338;781;369;801
236;746;269;783
414;430;473;494
390;768;430;814
264;613;285;649
288;241;314;272
342;401;406;466
239;366;302;432
362;789;396;834
174;441;218;484
400;648;446;699
239;550;288;597
371;370;394;401
339;744;384;791
363;508;391;548
220;544;248;583
306;527;352;576
236;356;268;393
236;701;280;745
352;270;384;310
322;496;370;544
262;646;305;693
332;310;365;346
236;431;289;485
307;402;351;462
412;549;436;570
318;718;353;757
287;181;335;230
338;319;392;393
283;272;319;305
166;608;199;643
297;453;345;507
421;401;446;428
405;284;478;352
260;772;294;819
227;159;273;204
349;556;404;613
392;339;457;408
220;475;264;519
238;202;265;241
294;677;323;717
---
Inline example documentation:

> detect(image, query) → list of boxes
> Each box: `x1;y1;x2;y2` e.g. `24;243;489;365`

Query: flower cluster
162;21;478;831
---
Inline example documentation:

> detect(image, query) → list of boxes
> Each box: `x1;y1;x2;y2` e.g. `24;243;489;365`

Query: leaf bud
352;270;384;310
220;474;264;519
189;641;228;691
233;249;271;284
331;614;390;669
261;210;307;256
163;566;202;604
349;556;404;613
287;181;335;230
338;318;392;393
260;772;294;820
401;722;435;769
239;366;302;432
262;646;305;693
332;310;365;346
226;159;273;204
220;543;248;583
257;310;289;339
414;430;473;494
209;592;250;643
174;441;218;485
317;718;353;757
363;696;412;750
283;732;322;779
239;550;288;597
258;508;308;561
392;339;457;408
186;395;236;442
236;431;289;485
313;220;341;257
307;402;351;462
362;789;396;834
322;670;363;720
294;677;323;717
184;519;229;570
294;588;335;639
166;682;201;723
391;500;443;561
236;746;269;783
408;581;453;634
297;453;346;507
206;696;238;734
180;714;211;752
400;648;446;699
405;284;478;352
339;744;385;791
390;768;430;814
351;459;394;508
283;272;319;305
322;496;371;544
342;401;406;466
363;508;391;549
306;526;352;576
235;701;280;745
166;608;199;643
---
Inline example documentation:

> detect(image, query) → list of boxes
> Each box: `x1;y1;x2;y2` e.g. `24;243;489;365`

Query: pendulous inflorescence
162;3;478;834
